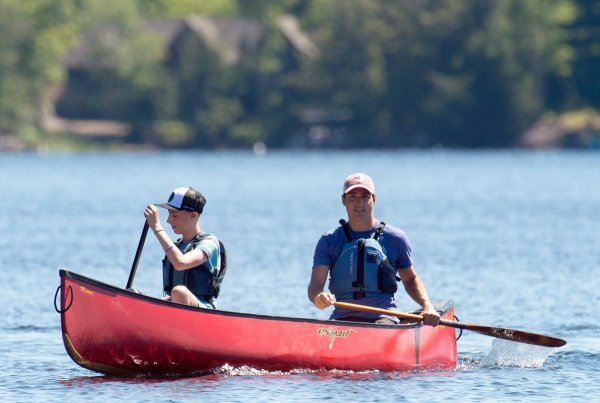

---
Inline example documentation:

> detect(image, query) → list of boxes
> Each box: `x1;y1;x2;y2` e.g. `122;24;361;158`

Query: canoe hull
58;270;457;376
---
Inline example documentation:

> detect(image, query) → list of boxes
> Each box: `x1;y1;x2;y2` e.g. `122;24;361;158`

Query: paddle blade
458;323;567;348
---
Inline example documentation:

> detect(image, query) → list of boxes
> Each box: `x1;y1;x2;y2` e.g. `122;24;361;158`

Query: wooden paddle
334;301;566;348
126;222;149;289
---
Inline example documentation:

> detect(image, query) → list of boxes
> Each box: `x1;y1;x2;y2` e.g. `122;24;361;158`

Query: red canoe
57;270;457;376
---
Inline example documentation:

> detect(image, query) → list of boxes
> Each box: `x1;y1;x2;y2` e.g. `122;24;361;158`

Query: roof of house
64;14;318;69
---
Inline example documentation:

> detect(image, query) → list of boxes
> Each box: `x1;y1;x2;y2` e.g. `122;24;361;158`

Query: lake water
1;150;598;402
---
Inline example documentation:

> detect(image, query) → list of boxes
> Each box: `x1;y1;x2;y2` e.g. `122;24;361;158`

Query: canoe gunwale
59;269;455;329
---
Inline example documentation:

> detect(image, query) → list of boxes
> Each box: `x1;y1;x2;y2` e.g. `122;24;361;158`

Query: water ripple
2;150;599;401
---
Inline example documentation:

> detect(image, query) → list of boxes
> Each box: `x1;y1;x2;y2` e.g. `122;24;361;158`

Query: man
307;173;440;325
144;186;224;308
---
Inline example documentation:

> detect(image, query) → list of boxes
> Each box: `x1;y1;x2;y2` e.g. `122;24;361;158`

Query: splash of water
480;338;555;368
215;364;315;376
214;364;381;377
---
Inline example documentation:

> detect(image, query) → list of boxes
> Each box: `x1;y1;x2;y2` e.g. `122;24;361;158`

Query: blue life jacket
162;233;227;301
328;220;399;300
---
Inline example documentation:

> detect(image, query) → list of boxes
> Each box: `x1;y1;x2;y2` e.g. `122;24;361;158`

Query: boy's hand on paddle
144;204;161;232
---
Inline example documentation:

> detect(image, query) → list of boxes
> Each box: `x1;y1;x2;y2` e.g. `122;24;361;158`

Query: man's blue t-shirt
312;221;412;321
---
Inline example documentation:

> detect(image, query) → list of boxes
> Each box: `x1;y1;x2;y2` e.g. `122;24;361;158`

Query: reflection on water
58;372;223;386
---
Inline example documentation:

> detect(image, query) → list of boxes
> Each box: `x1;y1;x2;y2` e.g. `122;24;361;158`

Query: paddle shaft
334;301;566;348
126;222;149;289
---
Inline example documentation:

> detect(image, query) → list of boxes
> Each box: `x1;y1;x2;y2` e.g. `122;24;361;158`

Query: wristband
165;244;175;253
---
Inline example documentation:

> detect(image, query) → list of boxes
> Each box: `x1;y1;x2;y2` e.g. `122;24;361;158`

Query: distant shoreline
2;109;599;152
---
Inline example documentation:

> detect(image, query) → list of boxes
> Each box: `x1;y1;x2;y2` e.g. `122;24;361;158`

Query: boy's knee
170;286;195;305
171;285;187;297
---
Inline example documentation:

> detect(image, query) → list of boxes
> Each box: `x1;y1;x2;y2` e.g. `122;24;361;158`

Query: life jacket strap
211;239;227;297
339;219;353;242
352;291;366;299
352;239;366;290
373;221;386;240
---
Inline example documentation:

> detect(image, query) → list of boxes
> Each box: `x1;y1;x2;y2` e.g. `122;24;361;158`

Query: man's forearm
307;283;323;302
403;275;434;309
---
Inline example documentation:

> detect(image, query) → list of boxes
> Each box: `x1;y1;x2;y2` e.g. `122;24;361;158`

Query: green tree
0;0;81;138
1;0;590;149
560;0;600;108
297;0;578;147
